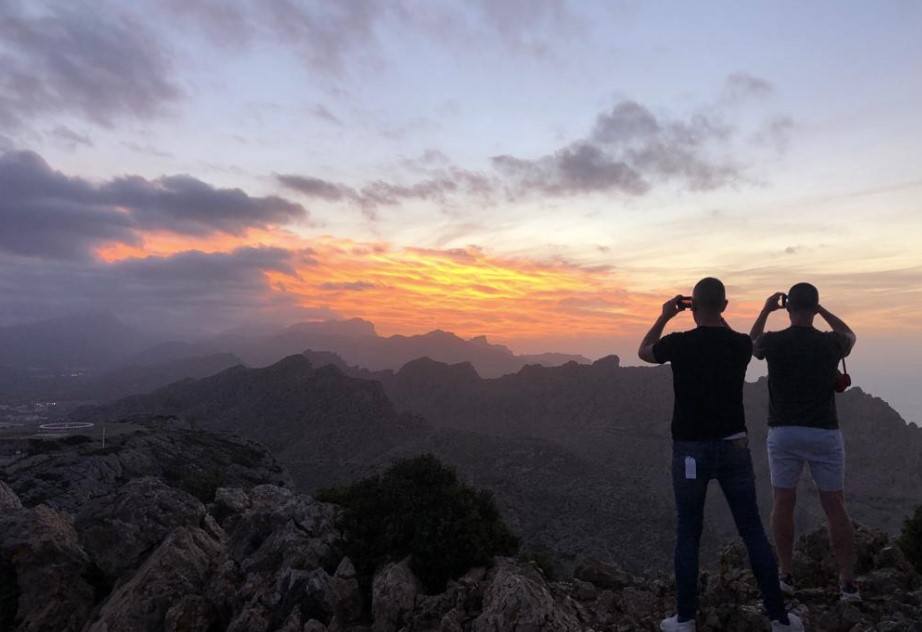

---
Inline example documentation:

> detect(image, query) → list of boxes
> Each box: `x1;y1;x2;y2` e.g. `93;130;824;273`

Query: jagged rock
85;526;223;631
163;595;215;632
0;504;95;632
573;558;633;590
372;558;421;632
2;420;291;512
331;557;364;624
74;476;207;580
472;558;581;632
0;480;22;510
220;484;338;575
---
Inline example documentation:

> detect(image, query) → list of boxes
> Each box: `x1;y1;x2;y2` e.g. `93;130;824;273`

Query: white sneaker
771;613;804;631
660;615;696;631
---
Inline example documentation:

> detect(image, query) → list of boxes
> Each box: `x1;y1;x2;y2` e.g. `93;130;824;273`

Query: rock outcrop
2;420;920;632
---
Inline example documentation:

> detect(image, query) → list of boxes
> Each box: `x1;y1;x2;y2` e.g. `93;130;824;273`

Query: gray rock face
0;480;21;511
372;558;420;632
86;526;223;632
472;559;581;632
75;476;206;580
3;420;291;512
0;505;95;632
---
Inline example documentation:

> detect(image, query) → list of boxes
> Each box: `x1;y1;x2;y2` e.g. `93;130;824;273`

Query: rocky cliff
1;422;920;631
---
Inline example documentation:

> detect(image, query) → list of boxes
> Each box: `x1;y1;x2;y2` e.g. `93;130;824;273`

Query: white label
685;456;697;480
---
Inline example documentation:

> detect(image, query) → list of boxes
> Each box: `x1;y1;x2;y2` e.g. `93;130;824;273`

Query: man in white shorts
750;282;859;601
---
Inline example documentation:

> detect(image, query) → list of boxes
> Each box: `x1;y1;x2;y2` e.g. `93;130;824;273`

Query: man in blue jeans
639;278;800;631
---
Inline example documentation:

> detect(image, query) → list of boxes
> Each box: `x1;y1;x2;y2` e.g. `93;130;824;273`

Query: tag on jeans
684;456;697;480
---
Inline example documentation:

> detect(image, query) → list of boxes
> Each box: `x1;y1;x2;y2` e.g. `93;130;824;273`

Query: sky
1;1;921;422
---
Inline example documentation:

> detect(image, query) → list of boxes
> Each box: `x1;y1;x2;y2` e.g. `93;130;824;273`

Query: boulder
472;558;581;632
75;476;207;580
85;526;223;632
372;558;421;632
0;480;22;511
0;504;95;632
331;557;364;624
573;558;633;590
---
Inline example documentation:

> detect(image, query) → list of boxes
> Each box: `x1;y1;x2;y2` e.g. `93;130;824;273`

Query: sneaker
779;573;795;596
840;580;861;602
660;614;696;631
771;613;804;631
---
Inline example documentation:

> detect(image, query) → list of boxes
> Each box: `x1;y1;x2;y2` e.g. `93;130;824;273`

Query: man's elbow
637;346;657;364
843;333;857;357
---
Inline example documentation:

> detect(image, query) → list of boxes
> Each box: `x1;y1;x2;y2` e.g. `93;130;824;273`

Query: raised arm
750;292;785;358
817;305;857;356
638;296;681;364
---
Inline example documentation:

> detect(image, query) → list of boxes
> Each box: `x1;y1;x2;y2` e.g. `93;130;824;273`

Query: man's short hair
693;277;726;312
787;282;819;312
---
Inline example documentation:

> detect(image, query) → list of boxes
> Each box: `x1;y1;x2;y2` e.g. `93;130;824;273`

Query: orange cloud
95;228;922;348
265;237;660;341
97;231;660;343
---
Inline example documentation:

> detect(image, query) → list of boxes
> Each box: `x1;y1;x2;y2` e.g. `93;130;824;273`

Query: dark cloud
277;167;494;220
101;174;305;236
494;100;741;196
276;174;350;201
0;150;307;260
493;144;649;196
0;3;178;129
0;247;330;335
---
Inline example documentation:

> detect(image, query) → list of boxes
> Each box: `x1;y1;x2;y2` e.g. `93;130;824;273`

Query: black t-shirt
653;327;752;441
754;327;849;429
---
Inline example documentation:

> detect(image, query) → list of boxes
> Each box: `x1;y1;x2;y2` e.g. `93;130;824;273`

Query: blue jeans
672;439;786;621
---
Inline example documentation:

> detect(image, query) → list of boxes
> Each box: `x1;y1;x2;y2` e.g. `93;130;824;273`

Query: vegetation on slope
317;454;519;593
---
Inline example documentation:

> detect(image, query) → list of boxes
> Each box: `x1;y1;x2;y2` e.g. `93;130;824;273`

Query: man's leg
771;487;797;576
809;430;856;585
819;491;856;584
718;442;788;622
672;444;710;622
766;427;805;577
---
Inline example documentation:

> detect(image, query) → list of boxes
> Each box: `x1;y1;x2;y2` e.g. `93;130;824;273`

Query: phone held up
676;296;694;311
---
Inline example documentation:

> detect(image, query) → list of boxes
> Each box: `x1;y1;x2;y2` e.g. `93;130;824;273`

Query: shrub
898;505;922;574
317;454;519;593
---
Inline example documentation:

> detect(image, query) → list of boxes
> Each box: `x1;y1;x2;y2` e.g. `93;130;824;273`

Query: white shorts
766;426;845;492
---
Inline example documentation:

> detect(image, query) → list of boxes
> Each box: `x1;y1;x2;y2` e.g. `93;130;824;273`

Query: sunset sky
1;1;921;422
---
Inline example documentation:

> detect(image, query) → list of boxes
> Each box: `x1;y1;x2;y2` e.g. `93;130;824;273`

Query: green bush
317;454;519;593
898;505;922;574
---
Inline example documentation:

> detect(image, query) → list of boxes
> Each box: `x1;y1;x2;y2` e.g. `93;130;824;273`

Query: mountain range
0;314;588;403
78;349;922;572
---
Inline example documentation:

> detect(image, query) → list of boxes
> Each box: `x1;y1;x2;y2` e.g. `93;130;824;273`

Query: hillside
79;350;922;572
77;357;677;569
1;427;919;632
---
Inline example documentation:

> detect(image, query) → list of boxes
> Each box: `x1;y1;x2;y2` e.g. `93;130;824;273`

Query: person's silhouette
750;282;860;601
638;277;800;631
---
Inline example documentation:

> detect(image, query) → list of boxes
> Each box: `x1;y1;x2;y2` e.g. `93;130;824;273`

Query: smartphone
677;296;694;311
780;294;788;308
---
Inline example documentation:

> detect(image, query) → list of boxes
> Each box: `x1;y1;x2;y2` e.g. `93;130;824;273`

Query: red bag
834;357;851;393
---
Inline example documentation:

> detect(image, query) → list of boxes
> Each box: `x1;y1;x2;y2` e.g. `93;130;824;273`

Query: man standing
639;278;800;631
750;282;860;601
